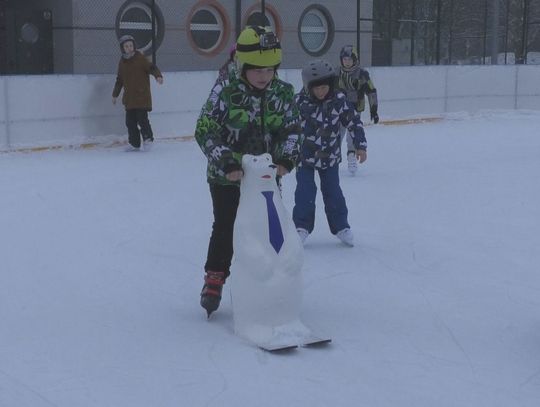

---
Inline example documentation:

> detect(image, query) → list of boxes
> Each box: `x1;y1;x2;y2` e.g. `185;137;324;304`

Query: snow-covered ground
1;110;539;407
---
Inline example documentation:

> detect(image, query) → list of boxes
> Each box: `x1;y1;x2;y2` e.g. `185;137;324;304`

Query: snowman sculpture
230;153;311;349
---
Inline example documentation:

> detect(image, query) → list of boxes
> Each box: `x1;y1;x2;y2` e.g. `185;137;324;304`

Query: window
115;0;164;54
188;1;230;55
298;5;334;56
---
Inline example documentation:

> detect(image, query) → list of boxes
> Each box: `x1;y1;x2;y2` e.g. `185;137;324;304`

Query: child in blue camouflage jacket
293;59;367;247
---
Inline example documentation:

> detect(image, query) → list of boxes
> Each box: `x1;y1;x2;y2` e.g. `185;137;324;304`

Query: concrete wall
1;65;539;151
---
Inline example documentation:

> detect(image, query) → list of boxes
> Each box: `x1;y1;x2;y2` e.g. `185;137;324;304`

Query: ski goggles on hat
237;31;281;52
259;32;279;49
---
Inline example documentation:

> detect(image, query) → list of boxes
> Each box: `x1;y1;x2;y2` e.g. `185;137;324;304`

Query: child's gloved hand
226;170;243;181
276;165;289;176
370;106;379;124
356;150;367;164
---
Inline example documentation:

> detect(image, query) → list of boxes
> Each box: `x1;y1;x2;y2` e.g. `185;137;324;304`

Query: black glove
370;106;379;124
223;162;242;175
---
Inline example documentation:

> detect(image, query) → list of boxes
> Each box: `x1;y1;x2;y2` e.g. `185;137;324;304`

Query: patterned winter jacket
296;88;366;170
195;76;301;185
216;59;237;86
337;65;378;113
206;60;238;108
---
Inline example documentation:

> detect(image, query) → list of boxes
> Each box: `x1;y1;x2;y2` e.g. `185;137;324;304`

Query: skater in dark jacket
294;59;367;247
112;35;163;150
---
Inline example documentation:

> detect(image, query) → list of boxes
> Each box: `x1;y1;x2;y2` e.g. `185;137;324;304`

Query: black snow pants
125;109;153;148
204;183;240;279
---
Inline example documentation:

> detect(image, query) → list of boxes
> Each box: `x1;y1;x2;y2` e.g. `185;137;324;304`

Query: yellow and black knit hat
235;26;282;70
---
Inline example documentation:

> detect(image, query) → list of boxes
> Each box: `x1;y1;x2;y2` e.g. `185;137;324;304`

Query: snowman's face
241;153;276;186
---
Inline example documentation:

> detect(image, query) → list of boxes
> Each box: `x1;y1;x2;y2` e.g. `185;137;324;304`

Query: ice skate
347;151;357;175
296;228;309;245
142;137;153;151
124;143;141;152
200;271;225;318
336;228;354;247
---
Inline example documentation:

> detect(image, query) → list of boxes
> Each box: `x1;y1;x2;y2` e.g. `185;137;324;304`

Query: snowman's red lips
261;175;272;179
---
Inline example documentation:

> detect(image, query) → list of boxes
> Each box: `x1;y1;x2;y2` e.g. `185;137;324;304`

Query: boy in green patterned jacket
194;26;301;317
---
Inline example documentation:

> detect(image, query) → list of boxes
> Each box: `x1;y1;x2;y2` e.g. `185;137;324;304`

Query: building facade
1;0;374;74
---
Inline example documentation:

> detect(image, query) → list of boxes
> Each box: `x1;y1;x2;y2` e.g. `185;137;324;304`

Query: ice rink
1;110;539;407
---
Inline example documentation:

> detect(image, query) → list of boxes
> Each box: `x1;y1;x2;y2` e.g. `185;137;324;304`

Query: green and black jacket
195;76;301;185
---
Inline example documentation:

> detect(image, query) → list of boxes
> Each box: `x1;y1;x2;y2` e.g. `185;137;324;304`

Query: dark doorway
5;5;53;74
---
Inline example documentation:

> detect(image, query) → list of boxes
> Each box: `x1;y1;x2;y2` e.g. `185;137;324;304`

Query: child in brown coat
112;35;163;150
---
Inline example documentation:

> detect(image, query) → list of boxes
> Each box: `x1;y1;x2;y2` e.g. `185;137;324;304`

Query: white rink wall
1;65;540;151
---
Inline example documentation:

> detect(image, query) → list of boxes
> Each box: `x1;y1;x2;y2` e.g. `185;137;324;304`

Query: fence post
436;0;441;64
411;0;416;65
357;0;361;59
490;0;500;64
449;0;454;63
521;0;529;63
388;0;393;65
482;0;488;64
504;0;510;63
151;0;156;65
235;0;242;38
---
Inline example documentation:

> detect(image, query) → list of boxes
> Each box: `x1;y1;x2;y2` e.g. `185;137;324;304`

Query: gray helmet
118;35;136;50
340;45;358;66
301;59;336;91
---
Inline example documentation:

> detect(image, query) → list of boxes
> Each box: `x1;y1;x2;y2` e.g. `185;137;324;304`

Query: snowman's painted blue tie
261;191;284;253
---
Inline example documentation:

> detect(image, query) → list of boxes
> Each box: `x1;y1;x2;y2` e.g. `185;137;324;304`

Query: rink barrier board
0;117;444;154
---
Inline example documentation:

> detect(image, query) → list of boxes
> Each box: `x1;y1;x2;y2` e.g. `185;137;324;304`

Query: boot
200;271;225;318
142;137;153;151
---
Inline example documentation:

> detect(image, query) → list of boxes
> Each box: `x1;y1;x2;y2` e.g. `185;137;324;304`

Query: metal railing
370;0;540;66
